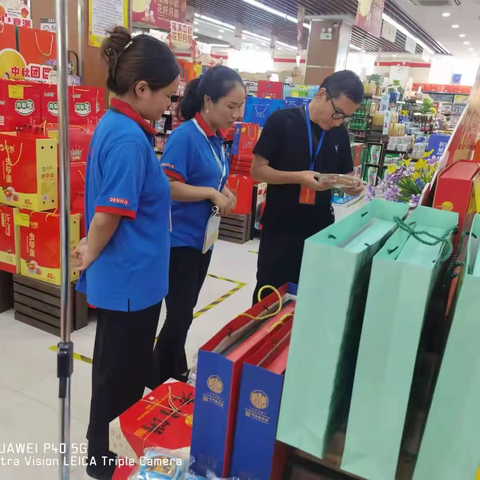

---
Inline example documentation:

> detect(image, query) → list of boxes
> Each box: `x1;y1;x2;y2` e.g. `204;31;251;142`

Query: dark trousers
87;302;161;476
253;228;309;304
151;247;212;388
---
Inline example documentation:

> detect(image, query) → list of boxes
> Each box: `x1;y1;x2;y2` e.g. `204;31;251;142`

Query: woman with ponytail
72;27;181;479
150;66;245;387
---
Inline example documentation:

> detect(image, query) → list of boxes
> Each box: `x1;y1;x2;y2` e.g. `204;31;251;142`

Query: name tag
299;185;316;205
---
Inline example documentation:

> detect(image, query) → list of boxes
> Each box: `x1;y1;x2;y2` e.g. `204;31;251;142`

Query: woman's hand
71;238;96;272
222;186;237;211
210;189;231;216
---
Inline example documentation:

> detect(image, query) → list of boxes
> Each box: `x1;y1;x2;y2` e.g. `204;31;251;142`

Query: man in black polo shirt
251;70;364;301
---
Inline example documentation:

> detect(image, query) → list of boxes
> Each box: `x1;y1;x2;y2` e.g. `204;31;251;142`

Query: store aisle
0;239;259;480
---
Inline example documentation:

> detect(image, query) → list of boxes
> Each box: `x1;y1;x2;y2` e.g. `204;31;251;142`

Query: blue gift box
190;283;297;478
230;323;292;480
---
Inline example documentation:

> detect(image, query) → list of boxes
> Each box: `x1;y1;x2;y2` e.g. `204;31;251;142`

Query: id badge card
203;207;221;254
299;185;316;205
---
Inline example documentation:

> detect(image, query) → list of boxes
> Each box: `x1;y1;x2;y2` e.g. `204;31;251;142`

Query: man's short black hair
320;70;364;105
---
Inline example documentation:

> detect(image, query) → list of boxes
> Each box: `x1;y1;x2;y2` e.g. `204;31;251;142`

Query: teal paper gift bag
277;199;409;459
413;214;480;480
341;206;459;480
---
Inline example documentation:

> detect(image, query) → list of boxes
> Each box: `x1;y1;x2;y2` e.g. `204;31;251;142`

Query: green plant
418;98;436;114
370;74;383;85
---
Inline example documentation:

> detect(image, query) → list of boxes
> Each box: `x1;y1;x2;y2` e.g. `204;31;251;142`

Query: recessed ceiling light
459;34;466;37
469;48;474;51
392;54;397;57
217;35;222;39
194;28;199;32
278;47;282;50
194;20;198;24
442;12;450;17
219;29;224;33
193;35;198;39
464;41;470;45
451;24;459;28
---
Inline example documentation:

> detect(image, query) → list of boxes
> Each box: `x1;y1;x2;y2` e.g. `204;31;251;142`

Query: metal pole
77;0;85;81
55;0;74;478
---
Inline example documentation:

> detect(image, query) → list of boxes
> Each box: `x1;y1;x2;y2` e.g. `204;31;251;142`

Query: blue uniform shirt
161;113;228;251
77;98;171;312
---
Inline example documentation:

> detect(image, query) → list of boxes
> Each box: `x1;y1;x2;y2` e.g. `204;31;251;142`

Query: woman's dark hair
101;26;181;95
178;66;244;121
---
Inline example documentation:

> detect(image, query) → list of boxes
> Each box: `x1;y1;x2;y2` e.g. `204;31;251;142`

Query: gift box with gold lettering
15;209;80;286
190;283;297;478
0;205;21;274
109;380;195;463
0;133;58;211
230;320;291;480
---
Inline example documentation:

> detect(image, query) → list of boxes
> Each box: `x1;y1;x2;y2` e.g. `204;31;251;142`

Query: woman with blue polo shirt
151;66;245;387
72;27;181;479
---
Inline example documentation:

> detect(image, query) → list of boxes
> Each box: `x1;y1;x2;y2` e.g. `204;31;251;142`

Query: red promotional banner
356;0;385;38
132;0;186;29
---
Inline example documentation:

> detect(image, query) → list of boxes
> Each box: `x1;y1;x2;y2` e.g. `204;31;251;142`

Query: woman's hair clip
124;40;133;50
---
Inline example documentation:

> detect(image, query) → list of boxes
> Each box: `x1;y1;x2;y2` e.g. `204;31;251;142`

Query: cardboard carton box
16;209;80;285
0;133;58;211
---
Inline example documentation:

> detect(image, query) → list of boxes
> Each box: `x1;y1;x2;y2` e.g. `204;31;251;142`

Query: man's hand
343;183;365;197
295;171;335;191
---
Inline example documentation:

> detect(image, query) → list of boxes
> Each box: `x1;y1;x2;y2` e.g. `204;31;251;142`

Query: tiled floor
0;203;362;479
0;238;260;479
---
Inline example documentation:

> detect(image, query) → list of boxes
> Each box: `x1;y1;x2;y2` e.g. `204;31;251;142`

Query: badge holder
203;206;221;254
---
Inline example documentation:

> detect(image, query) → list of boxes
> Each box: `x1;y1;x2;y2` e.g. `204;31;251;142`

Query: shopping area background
1;0;480;479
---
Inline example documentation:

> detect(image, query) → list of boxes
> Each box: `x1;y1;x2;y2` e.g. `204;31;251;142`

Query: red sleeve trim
95;206;136;218
164;169;186;183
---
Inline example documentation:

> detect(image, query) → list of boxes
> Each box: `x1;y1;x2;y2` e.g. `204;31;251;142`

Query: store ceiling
393;0;480;57
188;0;450;54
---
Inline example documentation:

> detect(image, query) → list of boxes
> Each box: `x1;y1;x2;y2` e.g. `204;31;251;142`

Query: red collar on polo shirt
110;98;157;136
194;112;225;139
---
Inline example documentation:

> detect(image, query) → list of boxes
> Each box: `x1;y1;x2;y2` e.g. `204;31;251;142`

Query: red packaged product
0;205;21;274
109;380;194;462
227;175;253;215
257;80;283;99
16;209;80;286
0;80;43;132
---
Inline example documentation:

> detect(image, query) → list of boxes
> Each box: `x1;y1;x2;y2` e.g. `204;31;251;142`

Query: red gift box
70;162;86;238
232;123;258;155
44;125;94;165
109;380;194;463
41;85;98;126
433;160;480;234
70;86;98;125
16;209;80;285
227;175;253;215
0;80;43;131
257;80;283;99
112;458;136;480
0;205;20;274
17;26;56;67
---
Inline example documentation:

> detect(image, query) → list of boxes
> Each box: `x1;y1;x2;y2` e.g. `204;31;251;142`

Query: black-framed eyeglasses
325;88;352;121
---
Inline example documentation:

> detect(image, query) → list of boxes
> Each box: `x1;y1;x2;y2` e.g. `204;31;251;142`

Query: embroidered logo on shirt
161;162;175;169
109;197;130;205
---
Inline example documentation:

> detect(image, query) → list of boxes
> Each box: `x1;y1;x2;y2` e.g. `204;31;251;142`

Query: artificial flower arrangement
366;149;438;208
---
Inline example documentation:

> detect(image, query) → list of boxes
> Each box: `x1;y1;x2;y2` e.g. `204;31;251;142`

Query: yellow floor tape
48;274;246;366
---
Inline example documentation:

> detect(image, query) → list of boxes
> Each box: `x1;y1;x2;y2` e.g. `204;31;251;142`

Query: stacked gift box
0;24;104;333
108;284;296;480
